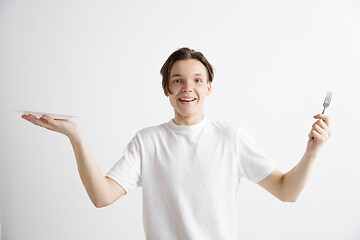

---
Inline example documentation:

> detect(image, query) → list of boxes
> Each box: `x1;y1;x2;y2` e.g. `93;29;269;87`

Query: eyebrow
170;73;203;78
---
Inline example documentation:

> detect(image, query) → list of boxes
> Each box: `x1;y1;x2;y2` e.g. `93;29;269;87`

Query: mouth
178;97;197;103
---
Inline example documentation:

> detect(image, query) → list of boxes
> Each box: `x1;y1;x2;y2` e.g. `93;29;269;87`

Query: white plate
13;109;79;120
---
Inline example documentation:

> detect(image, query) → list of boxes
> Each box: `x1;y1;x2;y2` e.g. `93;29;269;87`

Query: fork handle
313;107;326;140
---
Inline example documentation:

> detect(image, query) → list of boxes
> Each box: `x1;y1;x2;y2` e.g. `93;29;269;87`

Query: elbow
94;202;110;208
278;191;298;202
280;195;298;203
94;202;107;208
92;199;111;208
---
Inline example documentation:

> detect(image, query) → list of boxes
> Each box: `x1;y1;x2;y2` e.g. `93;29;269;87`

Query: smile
177;97;197;104
179;98;196;102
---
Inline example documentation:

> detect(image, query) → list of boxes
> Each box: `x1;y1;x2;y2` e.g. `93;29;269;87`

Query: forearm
281;153;317;202
68;130;111;207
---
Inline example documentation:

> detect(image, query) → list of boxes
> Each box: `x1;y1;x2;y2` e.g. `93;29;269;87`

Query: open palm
22;114;78;138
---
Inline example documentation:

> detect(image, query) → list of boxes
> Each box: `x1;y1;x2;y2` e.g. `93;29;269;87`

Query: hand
21;114;79;138
305;114;332;158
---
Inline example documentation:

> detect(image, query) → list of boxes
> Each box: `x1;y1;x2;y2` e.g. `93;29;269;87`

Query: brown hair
160;47;215;95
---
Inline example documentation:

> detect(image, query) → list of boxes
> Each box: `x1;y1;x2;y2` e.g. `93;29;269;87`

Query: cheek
169;85;180;94
196;86;208;95
169;96;178;105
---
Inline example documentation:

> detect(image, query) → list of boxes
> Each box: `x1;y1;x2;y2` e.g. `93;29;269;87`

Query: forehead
170;59;207;78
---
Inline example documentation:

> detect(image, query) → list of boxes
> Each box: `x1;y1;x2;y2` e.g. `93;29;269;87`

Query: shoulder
207;118;241;138
209;119;256;142
212;118;244;130
133;121;169;141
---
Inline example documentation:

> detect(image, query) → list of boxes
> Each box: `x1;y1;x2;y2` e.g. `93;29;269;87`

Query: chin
174;109;194;117
178;112;194;118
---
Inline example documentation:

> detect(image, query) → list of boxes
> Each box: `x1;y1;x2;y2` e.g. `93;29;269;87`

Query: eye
174;79;181;83
195;79;202;83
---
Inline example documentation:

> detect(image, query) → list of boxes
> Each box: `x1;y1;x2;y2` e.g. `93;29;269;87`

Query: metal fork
322;91;332;114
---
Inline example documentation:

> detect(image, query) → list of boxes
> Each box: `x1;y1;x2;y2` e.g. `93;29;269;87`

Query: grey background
1;0;359;239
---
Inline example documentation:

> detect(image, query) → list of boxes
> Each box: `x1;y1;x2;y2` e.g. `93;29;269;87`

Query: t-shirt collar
167;115;209;133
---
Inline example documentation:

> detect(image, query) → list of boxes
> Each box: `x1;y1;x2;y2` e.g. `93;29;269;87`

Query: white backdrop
1;0;360;239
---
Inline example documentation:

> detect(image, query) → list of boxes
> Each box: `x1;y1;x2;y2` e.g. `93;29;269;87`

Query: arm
21;114;126;208
258;114;332;202
68;130;127;207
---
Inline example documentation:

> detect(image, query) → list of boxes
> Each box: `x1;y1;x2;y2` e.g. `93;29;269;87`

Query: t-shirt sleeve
237;126;276;183
106;132;142;194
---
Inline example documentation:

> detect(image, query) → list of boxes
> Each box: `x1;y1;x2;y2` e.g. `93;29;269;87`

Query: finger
40;115;59;129
312;118;332;137
309;129;326;142
312;124;329;138
312;119;328;131
22;114;39;124
40;114;54;123
23;114;53;129
313;114;331;128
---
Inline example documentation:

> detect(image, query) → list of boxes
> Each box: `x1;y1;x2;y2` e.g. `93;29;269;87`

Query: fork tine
323;91;332;109
326;92;332;103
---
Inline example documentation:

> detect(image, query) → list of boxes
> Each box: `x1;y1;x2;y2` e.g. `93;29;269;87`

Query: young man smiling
166;58;211;126
22;47;332;240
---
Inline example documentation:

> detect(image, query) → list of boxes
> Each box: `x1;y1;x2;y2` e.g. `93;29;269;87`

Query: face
165;59;212;124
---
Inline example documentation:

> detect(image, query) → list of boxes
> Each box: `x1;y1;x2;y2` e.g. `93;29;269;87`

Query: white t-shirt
106;115;276;240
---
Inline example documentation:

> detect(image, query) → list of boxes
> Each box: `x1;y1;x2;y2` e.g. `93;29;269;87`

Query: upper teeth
181;98;195;101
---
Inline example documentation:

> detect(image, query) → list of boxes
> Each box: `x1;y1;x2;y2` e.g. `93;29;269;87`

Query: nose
182;80;193;92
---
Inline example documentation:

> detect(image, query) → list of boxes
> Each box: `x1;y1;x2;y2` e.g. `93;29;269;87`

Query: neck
173;112;204;126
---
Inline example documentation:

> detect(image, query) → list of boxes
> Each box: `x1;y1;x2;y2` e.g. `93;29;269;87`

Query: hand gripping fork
311;91;332;140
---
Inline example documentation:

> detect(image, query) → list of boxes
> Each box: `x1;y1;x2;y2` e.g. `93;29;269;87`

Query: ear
205;82;212;96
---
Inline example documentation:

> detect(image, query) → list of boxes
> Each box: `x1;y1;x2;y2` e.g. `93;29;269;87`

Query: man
22;47;332;239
